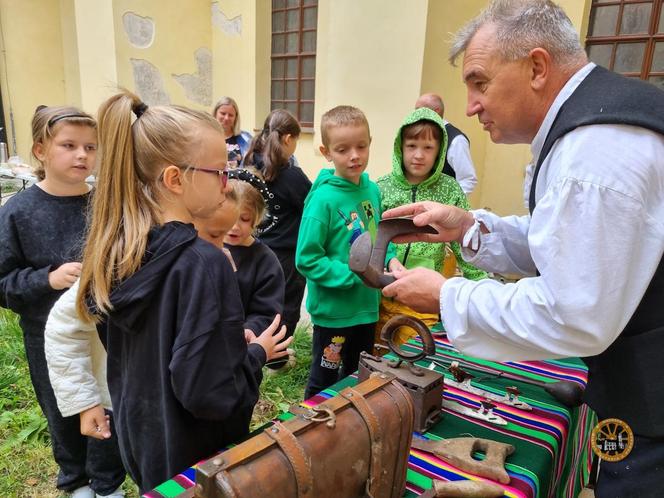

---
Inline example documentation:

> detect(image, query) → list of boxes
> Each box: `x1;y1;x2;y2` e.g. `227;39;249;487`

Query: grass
0;308;312;497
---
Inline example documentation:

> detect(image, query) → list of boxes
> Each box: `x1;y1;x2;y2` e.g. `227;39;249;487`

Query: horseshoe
349;217;437;288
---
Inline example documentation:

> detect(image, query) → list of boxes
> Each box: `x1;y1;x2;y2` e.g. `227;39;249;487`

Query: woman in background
212;96;253;167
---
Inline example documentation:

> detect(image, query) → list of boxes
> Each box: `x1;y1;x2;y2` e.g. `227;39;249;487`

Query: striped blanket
144;335;595;498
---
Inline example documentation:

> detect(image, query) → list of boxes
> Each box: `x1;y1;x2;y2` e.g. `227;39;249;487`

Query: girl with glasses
45;91;292;493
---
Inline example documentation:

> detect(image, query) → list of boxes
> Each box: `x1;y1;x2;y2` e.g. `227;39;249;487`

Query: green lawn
0;308;312;497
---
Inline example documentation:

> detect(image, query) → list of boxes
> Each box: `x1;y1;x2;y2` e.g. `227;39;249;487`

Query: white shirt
444;119;478;195
441;63;664;362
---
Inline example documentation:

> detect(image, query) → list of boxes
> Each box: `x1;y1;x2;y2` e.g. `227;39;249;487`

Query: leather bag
195;372;414;498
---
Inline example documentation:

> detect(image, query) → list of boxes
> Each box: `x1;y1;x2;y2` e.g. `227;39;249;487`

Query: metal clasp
302;405;337;429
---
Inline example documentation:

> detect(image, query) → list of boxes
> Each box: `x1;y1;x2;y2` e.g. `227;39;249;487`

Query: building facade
4;0;656;215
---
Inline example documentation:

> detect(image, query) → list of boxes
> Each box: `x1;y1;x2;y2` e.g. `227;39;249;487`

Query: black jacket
103;222;266;491
253;155;312;250
226;240;285;334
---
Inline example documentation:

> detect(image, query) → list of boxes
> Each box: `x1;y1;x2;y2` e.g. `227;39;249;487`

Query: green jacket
376;107;487;280
296;169;394;327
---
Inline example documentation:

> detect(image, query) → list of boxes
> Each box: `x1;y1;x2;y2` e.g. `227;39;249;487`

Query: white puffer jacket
44;280;112;417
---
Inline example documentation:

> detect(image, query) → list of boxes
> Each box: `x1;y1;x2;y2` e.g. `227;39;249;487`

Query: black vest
529;66;664;436
442;123;469;179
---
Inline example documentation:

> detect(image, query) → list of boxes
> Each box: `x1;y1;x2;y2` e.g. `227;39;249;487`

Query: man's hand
80;404;111;440
382;267;446;314
382;202;476;244
48;262;82;290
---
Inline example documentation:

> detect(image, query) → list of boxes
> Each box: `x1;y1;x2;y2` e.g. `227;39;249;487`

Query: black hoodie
103;222;265;492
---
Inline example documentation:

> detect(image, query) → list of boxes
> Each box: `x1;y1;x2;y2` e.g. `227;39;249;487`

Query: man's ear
161;165;184;194
32;142;46;162
319;145;332;161
529;47;551;91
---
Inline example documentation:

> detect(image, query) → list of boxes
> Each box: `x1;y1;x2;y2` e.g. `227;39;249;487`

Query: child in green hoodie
375;107;487;347
296;105;399;399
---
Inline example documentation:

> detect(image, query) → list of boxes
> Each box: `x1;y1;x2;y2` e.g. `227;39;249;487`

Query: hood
304;168;371;204
391;107;448;189
107;221;198;334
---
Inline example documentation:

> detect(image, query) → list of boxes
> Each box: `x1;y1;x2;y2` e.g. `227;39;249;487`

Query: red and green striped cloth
144;335;595;498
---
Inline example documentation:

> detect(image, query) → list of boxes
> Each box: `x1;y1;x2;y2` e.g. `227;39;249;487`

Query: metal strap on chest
339;386;383;498
264;421;314;498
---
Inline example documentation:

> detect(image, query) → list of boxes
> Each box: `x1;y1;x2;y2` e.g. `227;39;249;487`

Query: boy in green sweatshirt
296;105;399;399
376;107;487;347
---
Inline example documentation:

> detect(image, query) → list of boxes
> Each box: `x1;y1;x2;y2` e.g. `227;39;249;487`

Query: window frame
585;0;664;82
270;0;317;129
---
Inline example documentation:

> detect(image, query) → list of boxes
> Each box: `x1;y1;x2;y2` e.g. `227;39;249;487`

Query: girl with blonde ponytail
57;91;292;492
1;105;127;498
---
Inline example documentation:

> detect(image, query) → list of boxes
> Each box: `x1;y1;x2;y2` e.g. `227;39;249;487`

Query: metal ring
380;314;436;362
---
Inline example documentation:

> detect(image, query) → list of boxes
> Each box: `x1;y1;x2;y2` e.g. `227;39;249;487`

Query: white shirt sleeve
446;135;477;195
459;209;537;276
44;280;112;416
441;125;664;362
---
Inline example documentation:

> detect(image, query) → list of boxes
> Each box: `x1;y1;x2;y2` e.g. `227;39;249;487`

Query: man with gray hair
415;93;478;195
383;1;664;495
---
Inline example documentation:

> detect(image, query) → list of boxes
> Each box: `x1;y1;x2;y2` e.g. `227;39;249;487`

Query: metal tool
446;361;533;410
443;399;508;426
349;217;437;288
427;356;584;407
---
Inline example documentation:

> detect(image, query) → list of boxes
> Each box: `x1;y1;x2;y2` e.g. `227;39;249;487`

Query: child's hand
387;258;406;273
48;262;82;290
251;314;293;362
80;404;111;440
244;328;256;343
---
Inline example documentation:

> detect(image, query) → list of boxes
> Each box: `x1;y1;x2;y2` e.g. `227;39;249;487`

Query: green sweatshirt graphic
296;169;394;327
377;107;487;280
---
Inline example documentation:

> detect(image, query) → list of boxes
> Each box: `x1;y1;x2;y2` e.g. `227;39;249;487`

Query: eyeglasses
180;164;229;188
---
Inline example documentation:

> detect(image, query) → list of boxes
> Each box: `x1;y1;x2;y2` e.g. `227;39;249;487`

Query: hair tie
227;168;273;204
133;102;148;119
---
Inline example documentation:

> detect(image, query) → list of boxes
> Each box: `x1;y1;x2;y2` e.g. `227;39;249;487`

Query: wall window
586;0;664;89
271;0;317;128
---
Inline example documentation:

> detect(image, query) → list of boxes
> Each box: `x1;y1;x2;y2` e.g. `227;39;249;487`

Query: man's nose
466;96;482;117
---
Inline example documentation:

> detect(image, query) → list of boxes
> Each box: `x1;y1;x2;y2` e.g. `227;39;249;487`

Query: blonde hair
320;105;370;147
212;96;242;136
233;180;266;228
31;105;96;181
76;90;223;322
224;179;240;203
244;109;300;182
